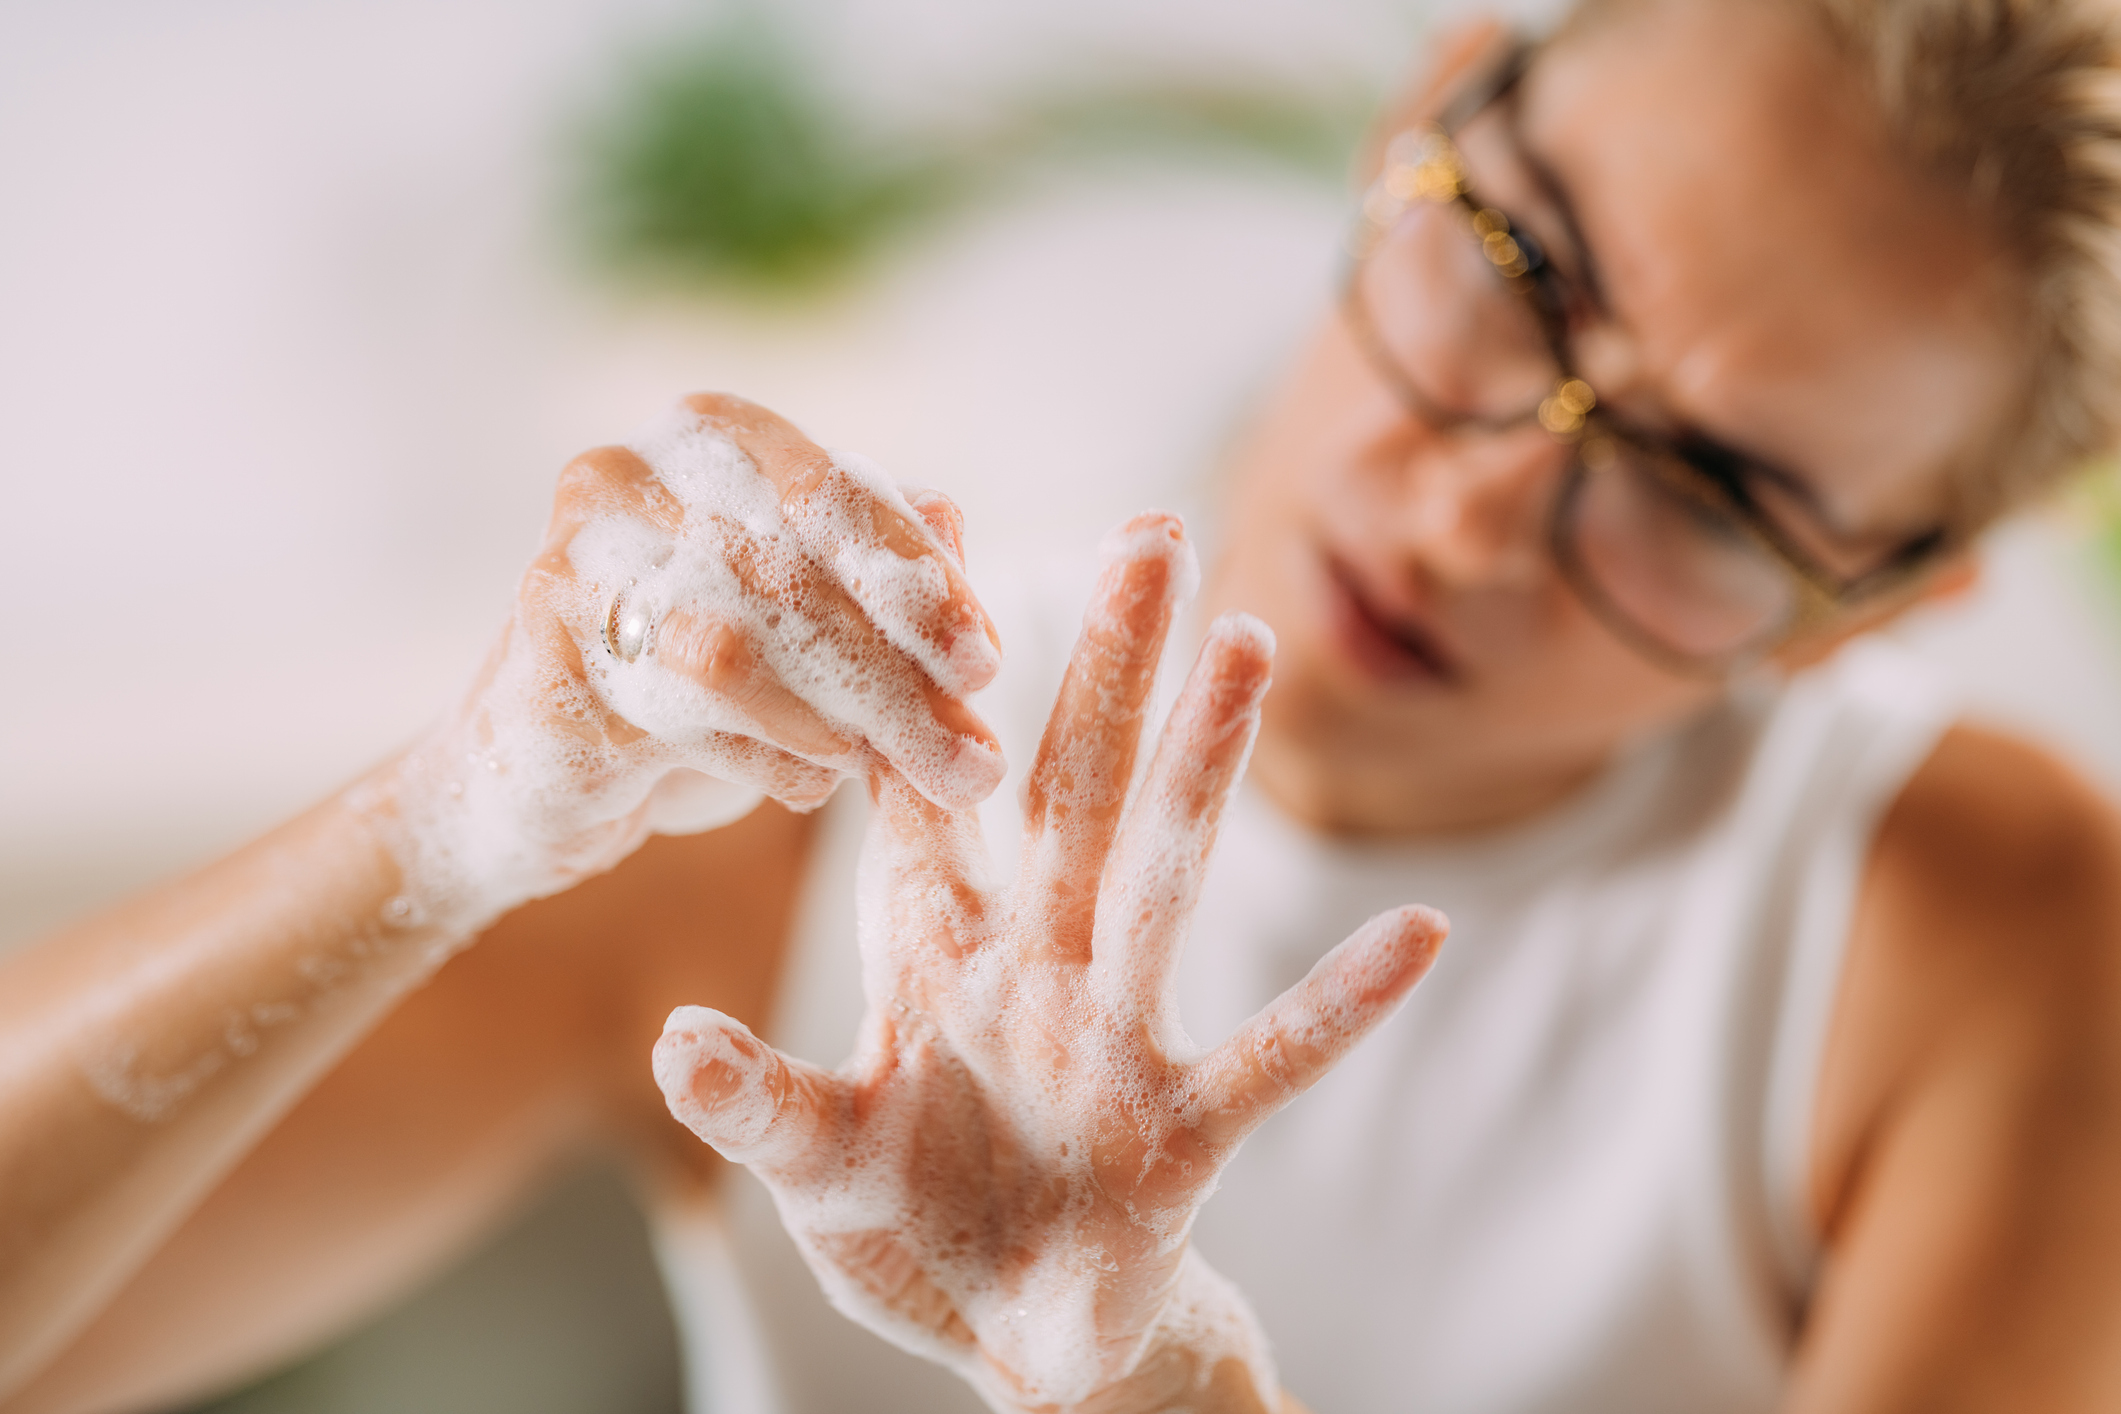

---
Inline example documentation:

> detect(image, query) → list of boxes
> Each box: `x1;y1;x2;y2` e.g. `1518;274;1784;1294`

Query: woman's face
1208;0;2026;835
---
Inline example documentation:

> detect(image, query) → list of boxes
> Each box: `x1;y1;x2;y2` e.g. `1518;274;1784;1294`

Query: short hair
1564;0;2121;532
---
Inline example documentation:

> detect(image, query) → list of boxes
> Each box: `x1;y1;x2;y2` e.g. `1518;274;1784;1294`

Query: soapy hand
368;394;1005;933
655;515;1445;1413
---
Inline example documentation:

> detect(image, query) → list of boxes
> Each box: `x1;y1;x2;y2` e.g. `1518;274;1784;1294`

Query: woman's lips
1321;554;1464;685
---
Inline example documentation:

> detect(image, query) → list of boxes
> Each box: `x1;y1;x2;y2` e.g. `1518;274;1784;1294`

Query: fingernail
944;617;1003;691
1208;610;1277;662
930;735;1006;810
653;1011;780;1157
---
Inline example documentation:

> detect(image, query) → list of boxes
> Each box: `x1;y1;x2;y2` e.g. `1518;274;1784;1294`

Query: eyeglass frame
1341;37;1958;675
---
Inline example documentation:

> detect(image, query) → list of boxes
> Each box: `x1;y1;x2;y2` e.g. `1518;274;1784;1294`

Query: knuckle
775;448;838;506
554;445;680;529
680;390;760;424
1251;1027;1318;1091
700;623;752;692
659;615;749;688
554;444;627;497
865;497;941;563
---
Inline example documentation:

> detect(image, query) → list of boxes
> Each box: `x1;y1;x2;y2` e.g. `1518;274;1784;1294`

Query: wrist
1129;1251;1283;1414
972;1250;1282;1414
345;721;585;940
353;612;778;936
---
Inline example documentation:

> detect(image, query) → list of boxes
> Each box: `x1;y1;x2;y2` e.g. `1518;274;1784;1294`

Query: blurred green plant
570;19;1372;292
571;24;955;287
2051;455;2121;634
986;76;1374;178
2084;459;2121;592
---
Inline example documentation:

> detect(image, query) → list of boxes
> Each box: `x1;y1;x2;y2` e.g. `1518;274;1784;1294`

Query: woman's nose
1390;424;1567;590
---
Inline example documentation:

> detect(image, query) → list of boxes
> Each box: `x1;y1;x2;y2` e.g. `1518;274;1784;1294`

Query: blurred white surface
4;0;2120;958
4;4;2121;1413
0;0;1371;942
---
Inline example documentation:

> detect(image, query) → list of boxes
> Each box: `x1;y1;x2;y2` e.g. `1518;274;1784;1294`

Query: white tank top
651;564;1953;1414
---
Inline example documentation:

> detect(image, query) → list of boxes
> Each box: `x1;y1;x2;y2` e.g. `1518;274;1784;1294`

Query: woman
5;0;2121;1410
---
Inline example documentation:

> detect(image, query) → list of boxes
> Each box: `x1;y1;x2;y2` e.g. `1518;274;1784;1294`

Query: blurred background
4;0;2121;1410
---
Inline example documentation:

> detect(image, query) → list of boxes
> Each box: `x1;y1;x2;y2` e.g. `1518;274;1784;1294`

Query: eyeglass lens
1351;195;1556;425
1563;445;1800;661
1353;123;1813;666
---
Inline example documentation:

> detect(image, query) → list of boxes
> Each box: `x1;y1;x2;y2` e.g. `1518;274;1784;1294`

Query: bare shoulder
1869;724;2121;944
1820;725;2121;1189
1842;723;2121;1085
1796;724;2121;1407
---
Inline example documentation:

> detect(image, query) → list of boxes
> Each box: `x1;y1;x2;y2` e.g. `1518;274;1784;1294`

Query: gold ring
604;588;654;662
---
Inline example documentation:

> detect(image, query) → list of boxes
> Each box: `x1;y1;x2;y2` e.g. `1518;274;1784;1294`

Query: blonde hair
1571;0;2121;530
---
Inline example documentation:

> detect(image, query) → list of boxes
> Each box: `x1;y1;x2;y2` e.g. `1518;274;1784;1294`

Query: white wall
4;0;2118;954
0;0;1409;939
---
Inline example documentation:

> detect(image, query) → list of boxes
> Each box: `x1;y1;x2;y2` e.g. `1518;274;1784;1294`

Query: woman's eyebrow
1512;130;1613;318
1490;72;1611;312
1686;431;1883;547
1490;103;1869;541
1491;76;1884;551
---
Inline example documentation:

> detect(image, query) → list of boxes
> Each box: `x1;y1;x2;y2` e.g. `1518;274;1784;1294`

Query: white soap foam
655;1004;793;1158
351;400;1005;938
655;522;1289;1410
812;448;994;695
605;411;1004;807
1091;610;1277;1051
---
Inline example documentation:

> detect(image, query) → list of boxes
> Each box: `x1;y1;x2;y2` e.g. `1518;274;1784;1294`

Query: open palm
656;514;1444;1413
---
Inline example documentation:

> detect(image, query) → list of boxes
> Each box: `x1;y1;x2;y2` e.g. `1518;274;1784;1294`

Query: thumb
654;1006;844;1173
903;486;969;569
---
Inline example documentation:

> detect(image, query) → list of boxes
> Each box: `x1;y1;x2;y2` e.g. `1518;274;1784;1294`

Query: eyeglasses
1343;41;1952;674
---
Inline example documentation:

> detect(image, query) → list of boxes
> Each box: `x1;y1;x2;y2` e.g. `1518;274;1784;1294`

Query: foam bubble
351;399;1004;935
655;528;1289;1411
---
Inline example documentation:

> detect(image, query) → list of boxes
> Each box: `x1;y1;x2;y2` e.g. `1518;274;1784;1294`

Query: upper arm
1793;725;2121;1413
4;802;816;1414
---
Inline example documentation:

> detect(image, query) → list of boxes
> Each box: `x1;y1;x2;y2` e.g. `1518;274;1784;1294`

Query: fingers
689;734;842;813
518;418;997;834
656;609;853;762
905;488;968;568
1189;905;1446;1149
639;396;1007;810
668;527;1005;811
655;1006;846;1174
547;445;685;542
809;448;1003;696
861;769;997;967
679;393;1002;696
524;445;686;649
1018;513;1198;962
738;554;1001;810
678;392;836;499
1093;613;1275;1010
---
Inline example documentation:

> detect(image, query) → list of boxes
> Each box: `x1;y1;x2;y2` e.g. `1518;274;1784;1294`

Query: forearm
0;390;997;1399
0;765;479;1396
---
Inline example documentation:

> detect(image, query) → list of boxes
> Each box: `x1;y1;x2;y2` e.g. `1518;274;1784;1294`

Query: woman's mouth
1321;554;1463;686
